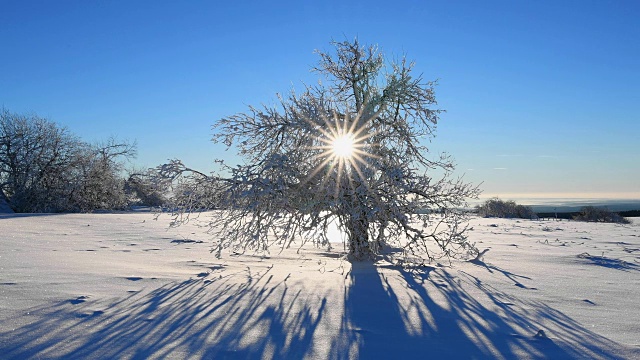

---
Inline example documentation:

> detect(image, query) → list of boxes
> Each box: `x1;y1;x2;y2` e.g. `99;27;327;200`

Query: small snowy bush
574;206;630;224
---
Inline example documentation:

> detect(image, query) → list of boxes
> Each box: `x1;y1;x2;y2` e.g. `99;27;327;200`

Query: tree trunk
346;211;372;260
0;189;13;213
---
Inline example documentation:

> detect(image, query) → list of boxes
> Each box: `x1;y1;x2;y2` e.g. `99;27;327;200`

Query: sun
303;108;380;191
331;134;355;159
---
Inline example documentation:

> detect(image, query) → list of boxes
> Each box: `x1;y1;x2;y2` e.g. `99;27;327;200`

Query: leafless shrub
574;206;630;224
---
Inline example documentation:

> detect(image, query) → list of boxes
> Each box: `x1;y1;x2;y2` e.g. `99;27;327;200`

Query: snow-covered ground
1;213;639;359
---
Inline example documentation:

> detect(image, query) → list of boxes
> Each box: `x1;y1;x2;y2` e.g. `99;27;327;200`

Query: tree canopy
170;39;479;262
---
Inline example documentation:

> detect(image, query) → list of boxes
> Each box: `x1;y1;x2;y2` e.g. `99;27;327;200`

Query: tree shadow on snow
0;261;637;359
576;252;639;271
333;262;637;359
0;266;328;359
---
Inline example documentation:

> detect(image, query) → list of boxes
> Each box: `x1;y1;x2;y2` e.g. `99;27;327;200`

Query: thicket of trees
475;198;535;219
0;109;142;213
0;110;229;213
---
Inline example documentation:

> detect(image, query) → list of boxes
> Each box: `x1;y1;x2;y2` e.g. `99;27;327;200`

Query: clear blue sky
2;0;639;200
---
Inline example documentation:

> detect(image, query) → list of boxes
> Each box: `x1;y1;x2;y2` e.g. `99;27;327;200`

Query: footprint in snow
534;330;549;339
76;310;104;318
511;329;550;341
171;239;204;244
515;282;538;290
69;295;89;305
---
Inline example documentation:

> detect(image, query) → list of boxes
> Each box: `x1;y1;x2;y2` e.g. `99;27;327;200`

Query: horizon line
478;192;640;201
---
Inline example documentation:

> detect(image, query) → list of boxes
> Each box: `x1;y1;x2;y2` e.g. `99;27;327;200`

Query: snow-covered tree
172;39;479;262
0;109;82;212
0;109;136;212
70;137;137;212
126;167;170;207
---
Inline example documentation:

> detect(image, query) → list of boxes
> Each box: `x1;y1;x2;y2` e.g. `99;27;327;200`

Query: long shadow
335;262;638;359
2;261;638;359
576;252;640;271
470;258;537;289
0;267;329;359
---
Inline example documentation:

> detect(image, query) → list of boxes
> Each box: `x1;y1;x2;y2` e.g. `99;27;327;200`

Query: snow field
0;213;638;359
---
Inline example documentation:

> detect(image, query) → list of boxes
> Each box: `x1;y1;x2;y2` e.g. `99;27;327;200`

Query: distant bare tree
170;39;479;262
